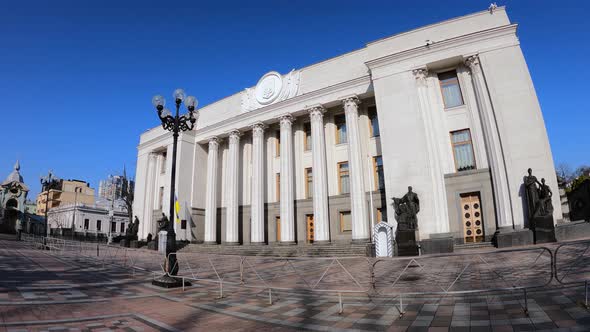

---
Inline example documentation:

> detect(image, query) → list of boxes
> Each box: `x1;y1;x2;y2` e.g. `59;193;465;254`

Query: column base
492;227;533;248
351;238;370;244
203;241;218;245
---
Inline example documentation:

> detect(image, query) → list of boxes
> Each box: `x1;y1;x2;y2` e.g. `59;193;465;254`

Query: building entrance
306;214;314;243
460;192;484;243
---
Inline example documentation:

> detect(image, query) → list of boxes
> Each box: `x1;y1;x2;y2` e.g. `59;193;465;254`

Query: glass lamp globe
173;88;186;102
185;96;198;111
152;95;166;108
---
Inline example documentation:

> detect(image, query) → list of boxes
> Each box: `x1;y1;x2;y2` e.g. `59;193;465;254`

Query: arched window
6;199;18;209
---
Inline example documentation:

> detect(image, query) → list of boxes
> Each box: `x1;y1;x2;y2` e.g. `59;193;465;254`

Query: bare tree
121;175;134;224
556;162;574;185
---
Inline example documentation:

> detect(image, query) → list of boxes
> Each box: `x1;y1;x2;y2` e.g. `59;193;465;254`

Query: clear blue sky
1;0;588;197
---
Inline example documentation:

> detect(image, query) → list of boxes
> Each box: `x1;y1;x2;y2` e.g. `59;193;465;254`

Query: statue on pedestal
392;186;420;231
157;213;169;232
523;168;556;243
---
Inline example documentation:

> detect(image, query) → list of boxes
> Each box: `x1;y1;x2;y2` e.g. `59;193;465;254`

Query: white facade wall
132;7;561;243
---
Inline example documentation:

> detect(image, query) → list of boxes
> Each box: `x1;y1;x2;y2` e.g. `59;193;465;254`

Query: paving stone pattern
2;234;590;331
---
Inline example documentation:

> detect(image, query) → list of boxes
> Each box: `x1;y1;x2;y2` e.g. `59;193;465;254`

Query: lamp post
151;89;198;288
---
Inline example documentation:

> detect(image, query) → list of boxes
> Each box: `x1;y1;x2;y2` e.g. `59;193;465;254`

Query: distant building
0;161;29;234
98;169;134;201
36;178;95;216
47;200;129;237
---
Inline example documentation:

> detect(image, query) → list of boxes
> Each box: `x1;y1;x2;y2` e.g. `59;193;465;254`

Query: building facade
0;161;29;234
132;8;562;248
47;201;129;237
36;179;95;216
98;171;134;201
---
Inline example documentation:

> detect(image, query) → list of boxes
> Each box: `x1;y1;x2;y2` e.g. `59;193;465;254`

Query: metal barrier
554;240;590;308
21;235;590;314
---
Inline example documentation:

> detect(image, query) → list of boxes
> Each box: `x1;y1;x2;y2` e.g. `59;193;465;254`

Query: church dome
3;160;24;185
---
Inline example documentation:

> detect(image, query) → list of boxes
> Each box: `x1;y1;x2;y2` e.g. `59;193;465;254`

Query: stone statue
392;186;420;231
157;213;169;232
124;216;140;240
524;168;541;218
538;178;554;216
524;169;554;219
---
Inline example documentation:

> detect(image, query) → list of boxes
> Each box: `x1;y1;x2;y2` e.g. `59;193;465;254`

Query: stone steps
180;243;370;257
454;241;495;250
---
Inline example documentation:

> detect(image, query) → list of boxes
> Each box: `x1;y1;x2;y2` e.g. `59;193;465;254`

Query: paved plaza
1;235;590;331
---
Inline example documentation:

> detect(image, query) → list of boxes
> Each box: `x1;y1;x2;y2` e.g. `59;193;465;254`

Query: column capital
341;95;360;109
228;129;241;144
412;68;429;86
208;136;220;147
251;122;267;137
306;105;326;122
464;54;481;73
148;152;158;160
279;114;294;127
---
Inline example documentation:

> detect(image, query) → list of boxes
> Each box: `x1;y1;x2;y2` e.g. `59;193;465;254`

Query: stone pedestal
530;216;556;244
129;240;139;248
158;231;167;254
420;234;454;255
120;239;129;248
555;220;590;241
396;229;419;256
147;240;157;250
493;227;533;248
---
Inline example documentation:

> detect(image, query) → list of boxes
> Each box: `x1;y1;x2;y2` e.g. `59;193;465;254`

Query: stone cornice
365;24;518;71
193;75;372;143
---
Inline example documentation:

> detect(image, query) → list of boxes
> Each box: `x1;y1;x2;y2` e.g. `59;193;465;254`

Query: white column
142;153;157;239
465;55;514;228
342;96;370;242
251;122;266;244
279;114;296;243
204;137;220;244
308;106;330;242
413;68;450;234
226;130;241;244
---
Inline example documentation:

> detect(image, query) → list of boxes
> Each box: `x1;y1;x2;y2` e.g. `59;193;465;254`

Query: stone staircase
179;242;371;257
454;241;495;251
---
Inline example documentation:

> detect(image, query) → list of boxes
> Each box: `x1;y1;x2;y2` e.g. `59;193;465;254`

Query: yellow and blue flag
174;194;181;223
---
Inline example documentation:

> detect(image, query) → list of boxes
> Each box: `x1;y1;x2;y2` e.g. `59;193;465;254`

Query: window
305;168;313;199
111;221;116;232
304;122;312;151
373;156;384;190
377;208;387;222
84;219;89;230
158;187;164;210
97;220;102;231
181;219;187;230
340;211;352;232
338;162;350;194
335;114;347;144
368;107;380;137
451;129;476;172
120;223;124;233
275;130;280;157
275;174;280;201
438;70;464;109
161;152;167;174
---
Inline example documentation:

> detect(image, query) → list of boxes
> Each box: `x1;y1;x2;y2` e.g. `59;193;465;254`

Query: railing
20;235;590;314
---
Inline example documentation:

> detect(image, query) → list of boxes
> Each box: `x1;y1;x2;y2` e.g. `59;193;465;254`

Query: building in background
47;198;129;238
0;161;29;234
98;168;135;201
36;178;95;216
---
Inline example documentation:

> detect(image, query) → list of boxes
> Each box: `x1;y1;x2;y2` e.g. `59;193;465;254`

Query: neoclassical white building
133;7;562;250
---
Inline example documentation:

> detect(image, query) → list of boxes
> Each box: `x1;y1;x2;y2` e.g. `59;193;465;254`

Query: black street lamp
40;171;58;237
151;88;198;288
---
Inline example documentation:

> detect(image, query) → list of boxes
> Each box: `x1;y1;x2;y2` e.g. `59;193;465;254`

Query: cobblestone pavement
2;235;590;332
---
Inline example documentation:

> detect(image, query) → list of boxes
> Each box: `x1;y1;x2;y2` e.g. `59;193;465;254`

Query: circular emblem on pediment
255;71;283;105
